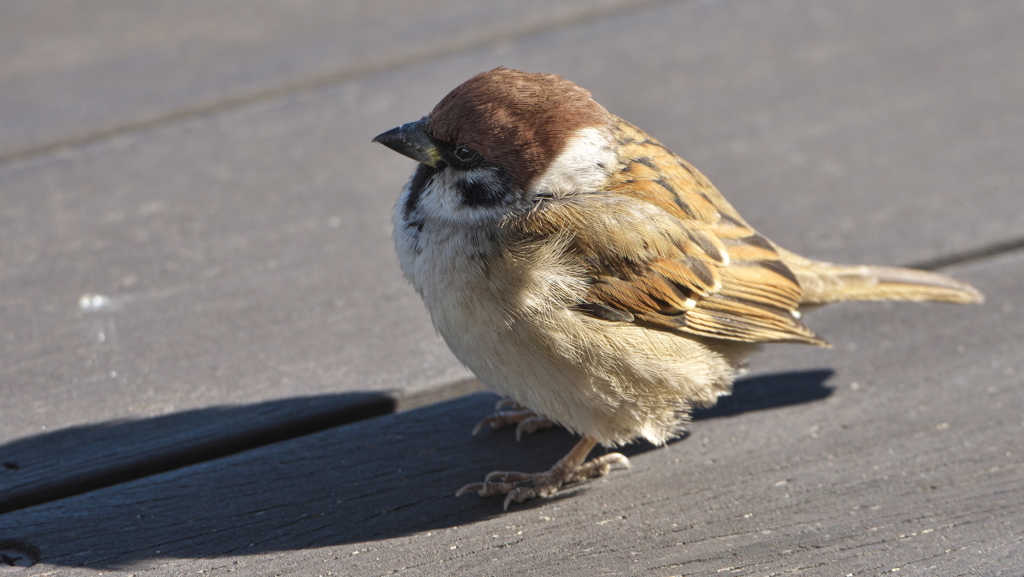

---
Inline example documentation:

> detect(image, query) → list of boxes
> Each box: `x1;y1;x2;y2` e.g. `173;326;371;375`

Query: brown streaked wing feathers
518;119;827;347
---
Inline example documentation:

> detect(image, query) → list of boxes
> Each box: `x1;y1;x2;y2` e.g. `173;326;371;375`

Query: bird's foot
455;436;629;510
472;398;555;440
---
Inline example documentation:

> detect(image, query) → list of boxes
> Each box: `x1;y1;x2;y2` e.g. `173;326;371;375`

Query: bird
372;67;984;510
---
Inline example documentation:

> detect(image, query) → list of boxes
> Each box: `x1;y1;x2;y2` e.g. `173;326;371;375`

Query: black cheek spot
456;168;517;208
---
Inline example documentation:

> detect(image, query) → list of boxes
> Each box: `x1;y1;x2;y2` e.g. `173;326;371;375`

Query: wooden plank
3;0;1022;522
0;254;1016;575
0;392;394;514
0;53;479;512
0;0;643;160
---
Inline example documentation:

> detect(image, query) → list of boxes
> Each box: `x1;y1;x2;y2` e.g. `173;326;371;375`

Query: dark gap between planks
0;395;394;516
909;235;1024;272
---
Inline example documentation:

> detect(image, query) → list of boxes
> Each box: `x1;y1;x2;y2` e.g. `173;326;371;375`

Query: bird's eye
451;144;482;168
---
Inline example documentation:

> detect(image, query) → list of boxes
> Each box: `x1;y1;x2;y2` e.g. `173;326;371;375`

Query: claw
454;436;629;509
484;470;532;483
494;398;523;411
514;415;555;440
504;490;523;511
471;409;536;436
471;400;555;439
455;482;484;498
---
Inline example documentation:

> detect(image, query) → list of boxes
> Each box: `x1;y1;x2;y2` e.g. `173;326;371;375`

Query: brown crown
429;68;612;190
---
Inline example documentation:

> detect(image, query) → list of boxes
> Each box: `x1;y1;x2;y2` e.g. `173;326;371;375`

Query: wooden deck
1;1;1021;575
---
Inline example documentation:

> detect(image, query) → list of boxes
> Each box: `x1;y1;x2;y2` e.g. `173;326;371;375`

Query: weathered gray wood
2;0;1021;553
0;392;393;514
0;0;641;160
0;255;1016;575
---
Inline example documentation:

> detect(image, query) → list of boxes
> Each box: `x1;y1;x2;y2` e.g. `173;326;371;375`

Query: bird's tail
776;248;984;306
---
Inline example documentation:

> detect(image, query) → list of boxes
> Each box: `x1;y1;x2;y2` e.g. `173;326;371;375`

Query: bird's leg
456;435;630;510
472;398;555;440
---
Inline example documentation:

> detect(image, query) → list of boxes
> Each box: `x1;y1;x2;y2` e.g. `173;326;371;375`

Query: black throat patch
403;163;436;222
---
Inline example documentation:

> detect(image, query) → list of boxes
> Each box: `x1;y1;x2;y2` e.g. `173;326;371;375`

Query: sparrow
373;67;984;510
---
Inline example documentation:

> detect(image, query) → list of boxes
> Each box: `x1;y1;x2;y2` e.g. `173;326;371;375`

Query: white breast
389;131;744;447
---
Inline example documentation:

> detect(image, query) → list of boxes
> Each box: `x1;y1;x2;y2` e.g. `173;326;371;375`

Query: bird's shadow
693;368;834;419
615;367;835;457
0;370;833;569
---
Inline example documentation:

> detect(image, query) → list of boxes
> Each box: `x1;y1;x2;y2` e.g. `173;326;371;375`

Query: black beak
372;118;440;167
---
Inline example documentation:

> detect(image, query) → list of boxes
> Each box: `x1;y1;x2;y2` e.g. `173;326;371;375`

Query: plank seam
0;0;684;169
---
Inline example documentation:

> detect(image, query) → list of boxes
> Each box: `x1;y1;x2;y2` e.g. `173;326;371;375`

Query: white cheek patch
529;127;618;197
416;168;463;217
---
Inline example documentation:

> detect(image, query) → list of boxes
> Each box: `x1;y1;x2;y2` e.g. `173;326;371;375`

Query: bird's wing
518;121;827;346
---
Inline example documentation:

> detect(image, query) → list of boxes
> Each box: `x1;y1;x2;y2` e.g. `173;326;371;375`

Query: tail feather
776;248;984;306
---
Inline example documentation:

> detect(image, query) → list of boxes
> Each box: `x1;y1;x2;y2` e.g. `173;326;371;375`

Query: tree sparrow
373;68;983;509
